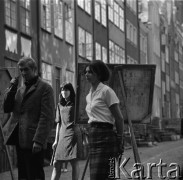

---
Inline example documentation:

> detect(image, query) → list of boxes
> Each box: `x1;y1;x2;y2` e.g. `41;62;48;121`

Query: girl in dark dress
51;82;79;180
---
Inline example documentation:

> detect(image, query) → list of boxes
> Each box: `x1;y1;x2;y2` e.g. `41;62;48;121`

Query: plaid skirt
89;123;119;180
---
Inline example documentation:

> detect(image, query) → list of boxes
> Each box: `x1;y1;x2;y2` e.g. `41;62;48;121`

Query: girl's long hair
59;82;75;106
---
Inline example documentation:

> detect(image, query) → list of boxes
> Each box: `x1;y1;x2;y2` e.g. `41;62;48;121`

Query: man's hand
32;142;42;153
10;77;19;88
52;141;58;150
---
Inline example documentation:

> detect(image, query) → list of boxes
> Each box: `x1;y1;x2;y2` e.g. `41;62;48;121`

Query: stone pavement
1;139;183;180
0;159;90;180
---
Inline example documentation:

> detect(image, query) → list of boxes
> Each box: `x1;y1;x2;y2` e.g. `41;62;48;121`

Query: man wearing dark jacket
3;57;55;180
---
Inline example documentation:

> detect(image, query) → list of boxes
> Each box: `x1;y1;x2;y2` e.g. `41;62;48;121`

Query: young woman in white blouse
85;60;124;180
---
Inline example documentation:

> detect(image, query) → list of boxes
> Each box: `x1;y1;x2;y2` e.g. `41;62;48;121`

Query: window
108;1;124;31
78;27;85;57
65;2;73;44
78;27;92;61
175;71;179;84
127;0;137;13
161;53;165;72
102;47;107;63
66;70;74;87
20;0;31;35
108;0;113;22
109;40;125;64
101;0;106;27
55;67;61;105
85;0;91;14
54;0;63;38
166;75;170;91
120;48;125;64
127;21;130;39
78;0;84;9
78;0;91;14
95;42;107;62
165;47;169;63
5;0;17;28
119;7;124;31
21;37;31;57
133;27;137;45
174;51;178;62
5;30;18;54
95;42;101;60
86;32;92;60
95;1;101;22
42;62;52;85
109;41;115;63
130;24;133;42
41;0;51;32
114;2;119;26
127;21;137;45
127;56;137;64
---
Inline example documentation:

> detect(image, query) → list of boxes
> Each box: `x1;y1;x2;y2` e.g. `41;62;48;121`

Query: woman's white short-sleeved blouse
86;82;119;125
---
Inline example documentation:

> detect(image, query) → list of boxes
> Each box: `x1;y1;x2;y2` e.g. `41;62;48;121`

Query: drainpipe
37;0;41;76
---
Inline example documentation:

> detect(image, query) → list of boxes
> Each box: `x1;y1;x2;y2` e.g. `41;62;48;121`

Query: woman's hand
117;135;124;155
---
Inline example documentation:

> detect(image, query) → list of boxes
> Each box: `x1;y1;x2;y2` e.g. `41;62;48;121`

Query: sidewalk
1;139;183;180
0;159;90;180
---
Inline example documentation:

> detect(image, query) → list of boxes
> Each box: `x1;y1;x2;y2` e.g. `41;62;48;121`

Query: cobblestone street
0;139;183;180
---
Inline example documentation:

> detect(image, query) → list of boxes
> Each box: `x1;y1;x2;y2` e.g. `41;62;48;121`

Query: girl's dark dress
54;102;77;161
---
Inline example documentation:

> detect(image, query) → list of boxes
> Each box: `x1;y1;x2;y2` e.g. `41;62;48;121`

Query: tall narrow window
54;0;63;38
85;0;91;14
79;27;85;57
102;47;107;63
5;0;17;29
86;32;92;61
20;0;31;35
78;26;92;61
109;40;114;63
108;0;113;22
41;0;51;32
101;0;106;27
114;2;119;26
78;0;84;9
95;1;101;22
42;62;52;85
55;67;61;105
5;30;18;53
95;42;101;60
65;2;73;44
119;7;124;31
21;37;31;57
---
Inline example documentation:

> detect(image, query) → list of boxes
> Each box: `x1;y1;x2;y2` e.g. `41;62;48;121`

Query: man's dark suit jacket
3;77;55;149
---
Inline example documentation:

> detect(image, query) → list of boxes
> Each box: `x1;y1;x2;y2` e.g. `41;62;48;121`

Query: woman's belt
90;122;113;129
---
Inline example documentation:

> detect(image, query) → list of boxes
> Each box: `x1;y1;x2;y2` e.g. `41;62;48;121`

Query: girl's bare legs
64;161;68;172
51;160;62;180
70;159;79;180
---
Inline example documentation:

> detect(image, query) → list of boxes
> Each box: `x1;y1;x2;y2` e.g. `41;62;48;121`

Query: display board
76;63;156;124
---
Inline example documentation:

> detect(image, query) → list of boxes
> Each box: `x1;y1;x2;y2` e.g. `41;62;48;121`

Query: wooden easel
118;71;142;179
0;123;15;180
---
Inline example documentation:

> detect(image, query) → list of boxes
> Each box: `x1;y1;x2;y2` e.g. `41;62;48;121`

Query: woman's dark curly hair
84;60;111;82
59;82;75;106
